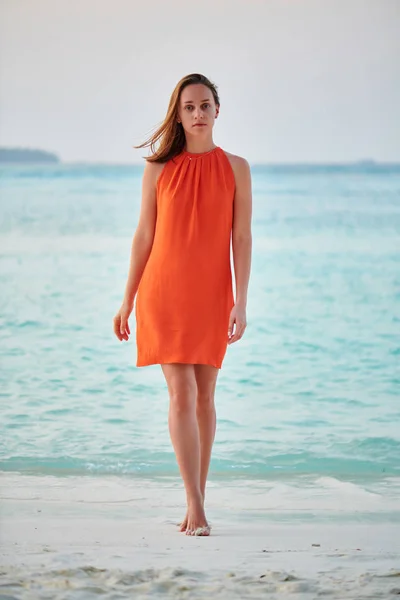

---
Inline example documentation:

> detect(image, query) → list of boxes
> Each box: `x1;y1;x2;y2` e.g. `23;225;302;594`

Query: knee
196;392;215;413
169;386;196;414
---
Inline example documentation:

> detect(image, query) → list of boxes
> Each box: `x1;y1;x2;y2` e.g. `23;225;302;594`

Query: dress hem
136;358;223;369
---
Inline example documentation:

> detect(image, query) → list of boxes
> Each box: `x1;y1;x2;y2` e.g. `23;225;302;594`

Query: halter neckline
182;146;220;158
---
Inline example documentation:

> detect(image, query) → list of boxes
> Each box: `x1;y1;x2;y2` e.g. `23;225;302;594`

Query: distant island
0;147;61;164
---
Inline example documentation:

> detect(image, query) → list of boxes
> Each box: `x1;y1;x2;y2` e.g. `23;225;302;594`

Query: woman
113;73;252;537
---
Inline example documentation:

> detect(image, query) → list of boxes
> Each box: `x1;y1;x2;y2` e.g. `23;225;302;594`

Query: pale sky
0;0;399;164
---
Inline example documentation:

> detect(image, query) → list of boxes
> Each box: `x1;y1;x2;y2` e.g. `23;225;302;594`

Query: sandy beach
1;473;400;598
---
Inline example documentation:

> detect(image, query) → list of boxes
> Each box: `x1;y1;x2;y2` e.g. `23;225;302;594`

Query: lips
193;124;206;127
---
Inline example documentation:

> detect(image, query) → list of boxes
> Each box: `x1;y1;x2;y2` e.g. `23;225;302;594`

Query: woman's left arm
228;157;253;344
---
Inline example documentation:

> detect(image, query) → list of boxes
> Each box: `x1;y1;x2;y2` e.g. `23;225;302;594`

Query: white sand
1;473;400;598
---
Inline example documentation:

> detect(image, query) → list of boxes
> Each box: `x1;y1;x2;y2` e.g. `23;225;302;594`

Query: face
178;83;219;135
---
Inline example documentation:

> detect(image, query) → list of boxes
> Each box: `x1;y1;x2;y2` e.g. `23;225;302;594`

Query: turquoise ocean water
1;162;399;484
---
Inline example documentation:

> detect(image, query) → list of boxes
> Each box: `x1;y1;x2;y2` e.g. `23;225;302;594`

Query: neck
184;138;217;154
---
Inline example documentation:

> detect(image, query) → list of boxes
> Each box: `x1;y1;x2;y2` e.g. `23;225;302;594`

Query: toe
179;521;188;532
194;526;210;536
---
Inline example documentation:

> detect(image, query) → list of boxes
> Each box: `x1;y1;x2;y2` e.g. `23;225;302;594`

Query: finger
228;323;245;344
235;329;245;341
113;317;122;341
120;318;126;336
121;317;130;341
228;333;240;344
239;322;247;336
126;321;130;335
228;316;235;338
114;316;128;341
237;323;246;338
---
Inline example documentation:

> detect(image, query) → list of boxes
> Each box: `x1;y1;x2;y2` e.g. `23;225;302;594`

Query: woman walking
113;73;252;536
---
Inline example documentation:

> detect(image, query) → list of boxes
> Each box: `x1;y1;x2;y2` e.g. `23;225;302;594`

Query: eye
185;105;193;111
202;103;211;109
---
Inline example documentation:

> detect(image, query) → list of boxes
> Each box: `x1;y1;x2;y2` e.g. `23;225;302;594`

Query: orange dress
135;146;235;369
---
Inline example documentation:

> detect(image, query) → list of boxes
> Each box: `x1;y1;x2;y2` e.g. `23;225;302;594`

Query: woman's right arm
113;160;161;341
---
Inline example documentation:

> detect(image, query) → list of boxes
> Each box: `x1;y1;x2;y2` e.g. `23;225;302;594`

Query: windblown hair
134;73;220;163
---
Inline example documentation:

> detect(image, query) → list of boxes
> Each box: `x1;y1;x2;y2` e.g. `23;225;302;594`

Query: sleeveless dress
135;146;235;369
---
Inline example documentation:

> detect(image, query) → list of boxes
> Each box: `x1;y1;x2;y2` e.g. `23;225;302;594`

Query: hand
113;302;133;341
227;303;247;345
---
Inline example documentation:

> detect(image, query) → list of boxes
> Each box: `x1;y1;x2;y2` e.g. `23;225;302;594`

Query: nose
194;107;204;120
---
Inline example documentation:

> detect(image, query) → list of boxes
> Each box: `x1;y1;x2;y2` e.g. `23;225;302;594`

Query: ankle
186;489;203;507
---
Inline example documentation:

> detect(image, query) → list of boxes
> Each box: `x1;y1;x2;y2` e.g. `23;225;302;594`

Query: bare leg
161;363;209;535
179;364;219;532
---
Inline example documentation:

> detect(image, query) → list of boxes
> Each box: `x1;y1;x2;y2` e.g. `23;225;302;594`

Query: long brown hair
134;73;220;163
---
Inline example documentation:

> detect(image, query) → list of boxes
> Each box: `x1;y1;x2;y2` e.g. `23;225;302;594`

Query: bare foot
179;511;188;532
184;500;209;537
179;516;211;533
178;493;205;532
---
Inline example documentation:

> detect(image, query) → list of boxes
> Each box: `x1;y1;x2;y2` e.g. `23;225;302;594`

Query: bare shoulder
223;150;249;167
222;151;251;181
143;159;166;187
